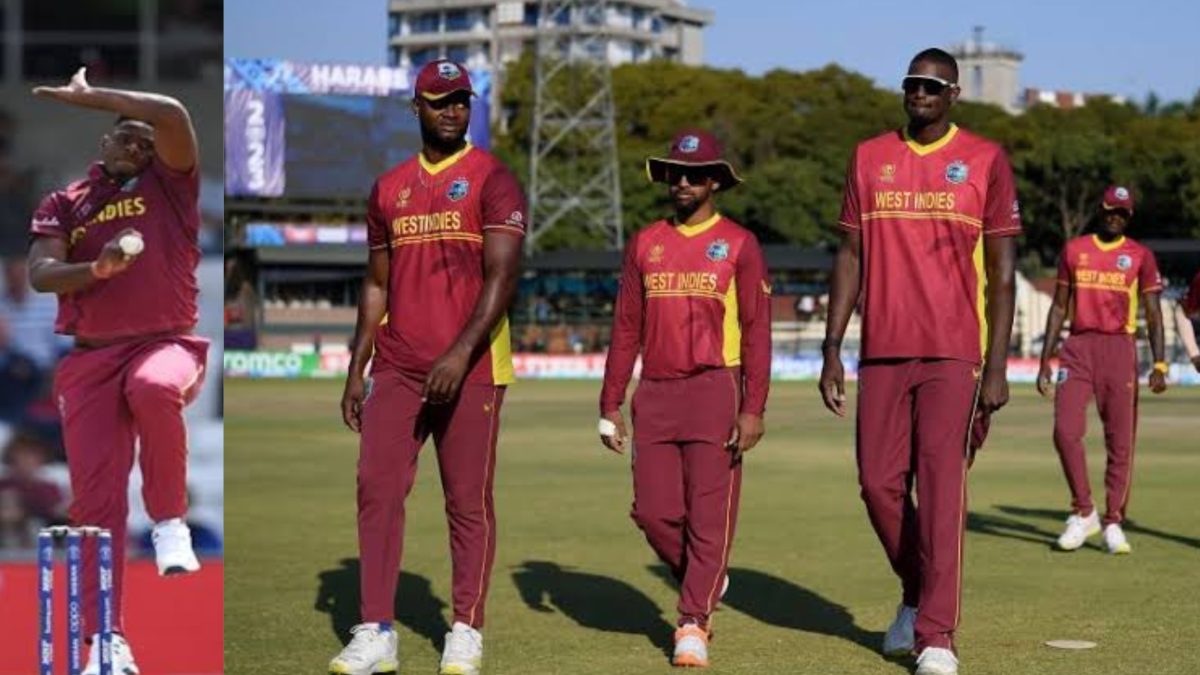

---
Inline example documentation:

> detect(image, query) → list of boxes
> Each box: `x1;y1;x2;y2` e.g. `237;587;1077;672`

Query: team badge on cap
678;135;700;153
706;239;730;262
447;178;470;201
1116;254;1132;271
438;62;463;80
945;160;969;185
1114;186;1129;200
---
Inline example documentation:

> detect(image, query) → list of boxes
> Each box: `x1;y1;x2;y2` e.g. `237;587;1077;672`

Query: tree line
494;55;1200;274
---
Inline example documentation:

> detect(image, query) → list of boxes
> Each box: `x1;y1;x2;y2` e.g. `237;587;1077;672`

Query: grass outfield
224;380;1200;675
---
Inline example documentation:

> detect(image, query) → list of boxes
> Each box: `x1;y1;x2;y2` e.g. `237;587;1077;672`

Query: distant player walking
27;67;208;674
599;129;771;668
1037;186;1167;554
819;49;1020;675
330;60;526;675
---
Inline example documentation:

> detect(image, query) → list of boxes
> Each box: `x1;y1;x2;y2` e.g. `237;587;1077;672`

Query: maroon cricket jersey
839;124;1022;362
600;214;772;415
1056;234;1162;335
29;159;201;340
366;144;526;385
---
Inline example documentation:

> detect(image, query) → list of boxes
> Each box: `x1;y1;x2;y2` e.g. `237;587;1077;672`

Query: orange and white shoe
672;623;709;668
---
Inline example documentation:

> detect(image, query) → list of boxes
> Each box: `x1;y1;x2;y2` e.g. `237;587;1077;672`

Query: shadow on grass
965;510;1082;551
647;565;886;658
314;558;450;650
512;560;674;656
994;504;1200;550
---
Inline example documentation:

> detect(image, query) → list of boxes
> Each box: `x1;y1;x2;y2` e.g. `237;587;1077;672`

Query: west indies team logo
395;187;411;209
1114;186;1130;200
945;160;969;185
438;62;463;80
1116;254;1132;271
879;163;896;183
706;239;730;262
678;135;701;153
447;178;470;201
648;244;664;263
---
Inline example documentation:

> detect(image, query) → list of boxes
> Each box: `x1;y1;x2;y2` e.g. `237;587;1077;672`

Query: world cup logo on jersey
678;135;700;153
447;178;470;201
1116;254;1132;271
945;160;969;185
706;239;730;262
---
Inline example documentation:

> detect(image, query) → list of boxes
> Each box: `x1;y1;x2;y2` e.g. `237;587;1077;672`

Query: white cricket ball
118;234;144;256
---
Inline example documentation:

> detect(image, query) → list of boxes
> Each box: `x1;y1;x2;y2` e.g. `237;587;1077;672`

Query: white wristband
598;418;618;437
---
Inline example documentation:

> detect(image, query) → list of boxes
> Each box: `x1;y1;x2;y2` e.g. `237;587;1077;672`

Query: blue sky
226;0;1200;103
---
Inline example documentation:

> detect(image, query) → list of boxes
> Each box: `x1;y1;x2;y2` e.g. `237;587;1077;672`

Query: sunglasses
902;75;958;96
666;166;715;185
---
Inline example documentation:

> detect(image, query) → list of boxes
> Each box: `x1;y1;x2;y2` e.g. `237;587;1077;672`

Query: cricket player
819;49;1020;675
599;129;771;668
27;67;208;673
330;60;525;675
1037;186;1167;554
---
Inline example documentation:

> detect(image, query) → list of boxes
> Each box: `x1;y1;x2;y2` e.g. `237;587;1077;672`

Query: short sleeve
983;149;1022;237
29;193;68;240
151;156;200;202
1139;248;1163;293
366;182;389;251
480;165;528;236
837;147;861;231
1056;250;1071;286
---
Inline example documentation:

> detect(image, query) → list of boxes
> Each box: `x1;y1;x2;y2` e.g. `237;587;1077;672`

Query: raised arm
33;67;197;172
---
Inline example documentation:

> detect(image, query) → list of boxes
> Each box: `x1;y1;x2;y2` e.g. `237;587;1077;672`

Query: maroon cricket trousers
356;368;505;628
856;358;982;652
1053;332;1139;525
630;367;743;629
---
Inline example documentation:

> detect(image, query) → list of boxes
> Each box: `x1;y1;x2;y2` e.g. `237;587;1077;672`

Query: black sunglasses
902;75;957;96
666;165;715;185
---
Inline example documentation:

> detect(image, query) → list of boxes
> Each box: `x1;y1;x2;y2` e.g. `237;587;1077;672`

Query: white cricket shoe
882;604;917;656
152;518;201;576
672;623;710;668
1056;510;1100;551
1104;523;1132;554
440;622;483;675
915;647;958;675
328;623;398;675
83;633;139;675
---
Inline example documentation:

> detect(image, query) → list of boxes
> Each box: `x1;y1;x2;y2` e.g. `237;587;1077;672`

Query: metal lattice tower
527;0;623;252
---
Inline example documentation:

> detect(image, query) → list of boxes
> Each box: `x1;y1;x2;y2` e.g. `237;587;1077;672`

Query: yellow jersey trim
646;289;726;302
390;232;484;248
862;210;982;228
489;316;516;385
903;123;959;156
1092;234;1126;252
419;143;473;176
973;235;987;358
1125;279;1139;335
675;212;721;238
722;278;742;366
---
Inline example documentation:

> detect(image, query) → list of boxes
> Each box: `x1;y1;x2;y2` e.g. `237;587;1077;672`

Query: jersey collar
902;123;959;157
1092;234;1126;252
673;212;721;238
419;143;473;176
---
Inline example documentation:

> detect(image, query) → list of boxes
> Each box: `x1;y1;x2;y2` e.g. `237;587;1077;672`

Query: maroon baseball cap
414;59;475;101
1102;185;1134;214
646;129;743;191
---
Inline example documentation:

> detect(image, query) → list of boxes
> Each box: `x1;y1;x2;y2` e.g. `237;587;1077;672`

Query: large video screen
281;94;420;199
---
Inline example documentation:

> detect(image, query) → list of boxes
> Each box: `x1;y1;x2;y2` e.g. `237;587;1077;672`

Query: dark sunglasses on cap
902;75;958;96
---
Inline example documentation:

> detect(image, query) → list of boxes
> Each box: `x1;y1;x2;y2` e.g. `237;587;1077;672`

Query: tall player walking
27;67;208;674
599;129;771;668
819;49;1020;675
1037;186;1167;554
330;60;525;675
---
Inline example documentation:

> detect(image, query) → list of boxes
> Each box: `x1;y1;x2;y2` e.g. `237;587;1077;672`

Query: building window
651;17;662;33
411;12;439;33
524;4;540;26
389;14;402;37
389;47;403;67
632;41;646;62
632;7;646;28
555;7;572;26
446;45;469;65
411;47;439;67
445;10;470;32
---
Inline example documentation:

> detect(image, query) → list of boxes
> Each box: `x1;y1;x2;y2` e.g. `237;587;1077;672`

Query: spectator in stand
0;108;37;258
0;430;68;529
0;316;43;423
1;256;72;368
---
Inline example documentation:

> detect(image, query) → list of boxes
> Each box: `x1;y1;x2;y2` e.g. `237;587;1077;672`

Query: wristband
598;418;617;437
1153;362;1169;374
820;339;841;353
